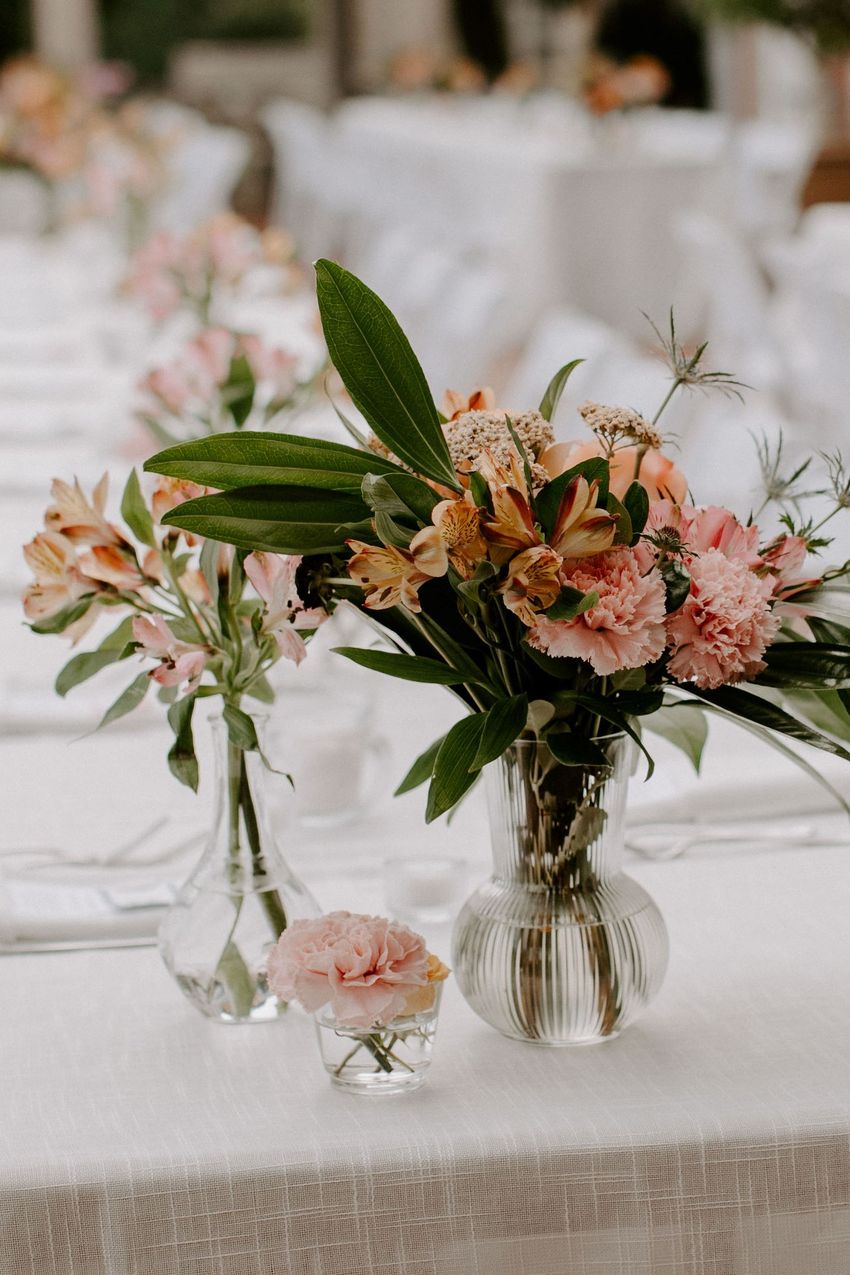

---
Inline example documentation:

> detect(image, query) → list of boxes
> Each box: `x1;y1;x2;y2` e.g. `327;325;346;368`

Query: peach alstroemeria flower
550;476;618;559
244;551;325;666
77;545;147;591
347;539;443;613
417;495;487;579
477;449;539;564
44;474;123;547
151;477;208;526
22;531;92;622
132;614;207;692
499;545;563;627
441;386;497;421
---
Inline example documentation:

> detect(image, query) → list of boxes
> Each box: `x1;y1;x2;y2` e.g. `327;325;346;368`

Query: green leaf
332;646;477;685
144;432;402;493
120;469;155;548
327;388;371;450
689;685;850;764
160;486;368;555
644;703;708;773
426;714;486;822
535;458;609;536
374;509;413;548
97;616;136;651
94;672;150;732
538;359;584;422
607;492;633;547
504;414;534;493
547;586;599;621
223;352;255;428
471;694;528;770
222;704;261;752
563;691;656;778
546;733;610;767
623;481;649;540
456;559;499;606
756;642;850;690
660;558;691;613
314;259;459;490
246;673;275;705
394;734;445;795
29;594;96;635
167;693;199;791
215;939;256;1018
199;537;221;608
361;472;439;522
55;634;134;697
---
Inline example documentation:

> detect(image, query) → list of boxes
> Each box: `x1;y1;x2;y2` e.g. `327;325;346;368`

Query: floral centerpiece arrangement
137;326;312;446
22;470;325;1022
141;261;850;1044
0;55;99;183
268;911;449;1092
124;213;297;325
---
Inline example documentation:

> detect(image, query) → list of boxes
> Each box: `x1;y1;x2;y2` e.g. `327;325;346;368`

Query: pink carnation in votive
266;911;430;1029
666;548;780;690
528;547;667;676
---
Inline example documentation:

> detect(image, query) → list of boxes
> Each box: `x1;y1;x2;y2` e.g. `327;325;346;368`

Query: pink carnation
266;911;430;1029
666;548;780;689
528;547;667;676
641;500;763;569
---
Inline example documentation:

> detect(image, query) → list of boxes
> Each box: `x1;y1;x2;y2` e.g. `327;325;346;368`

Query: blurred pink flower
244;551;324;664
666;548;779;689
44;474;122;548
266;911;430;1029
78;545;146;590
528;547;667;676
132;614;207;692
21;531;91;622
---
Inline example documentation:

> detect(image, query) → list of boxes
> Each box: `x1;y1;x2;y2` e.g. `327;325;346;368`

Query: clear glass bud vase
159;715;319;1023
452;736;668;1045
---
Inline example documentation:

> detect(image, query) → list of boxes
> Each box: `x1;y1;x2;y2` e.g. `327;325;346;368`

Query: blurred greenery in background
101;0;310;84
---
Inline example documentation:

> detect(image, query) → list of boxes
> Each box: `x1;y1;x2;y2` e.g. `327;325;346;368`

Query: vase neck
486;737;633;889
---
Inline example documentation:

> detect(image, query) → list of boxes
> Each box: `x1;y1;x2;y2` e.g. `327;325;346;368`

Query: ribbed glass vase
452;736;668;1045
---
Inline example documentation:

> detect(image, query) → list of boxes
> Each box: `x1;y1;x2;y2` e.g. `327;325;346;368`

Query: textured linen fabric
4;833;850;1275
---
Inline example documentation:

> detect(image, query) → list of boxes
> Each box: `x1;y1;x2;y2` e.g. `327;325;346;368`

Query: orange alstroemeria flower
418;495;488;579
441;386;497;421
550;476;618;559
477;448;539;564
347;538;444;613
77;545;147;591
499;545;563;627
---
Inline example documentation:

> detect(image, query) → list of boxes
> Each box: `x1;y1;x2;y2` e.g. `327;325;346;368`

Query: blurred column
31;0;98;68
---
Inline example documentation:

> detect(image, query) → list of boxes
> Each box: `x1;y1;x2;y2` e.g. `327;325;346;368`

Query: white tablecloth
3;812;850;1275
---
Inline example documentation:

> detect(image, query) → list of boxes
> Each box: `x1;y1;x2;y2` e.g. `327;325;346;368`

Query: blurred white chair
150;125;251;234
732;120;817;237
262;99;342;263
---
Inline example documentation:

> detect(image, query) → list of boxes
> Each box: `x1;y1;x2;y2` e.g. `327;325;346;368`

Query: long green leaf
332;646;479;685
698;702;850;816
546;734;610;767
644;703;708;773
315;259;459;490
29;594;96;636
395;734;445;795
361;472;439;523
426;714;486;822
94;672;150;732
167;693;199;791
538;359;583;422
690;685;850;763
120;469;155;548
159;486;367;554
471;694;528;770
757;642;850;690
55;641;133;697
144;432;401;493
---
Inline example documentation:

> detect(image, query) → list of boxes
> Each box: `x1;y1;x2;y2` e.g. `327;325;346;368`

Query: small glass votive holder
383;856;469;926
314;985;443;1095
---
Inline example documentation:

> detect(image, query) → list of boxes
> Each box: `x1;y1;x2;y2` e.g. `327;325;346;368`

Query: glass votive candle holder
315;985;443;1095
383;856;469;926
